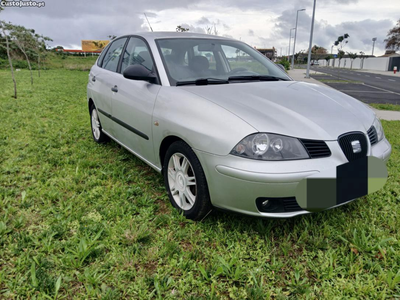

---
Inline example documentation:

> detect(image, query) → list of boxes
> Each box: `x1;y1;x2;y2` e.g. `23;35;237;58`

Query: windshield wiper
228;75;289;82
176;78;229;86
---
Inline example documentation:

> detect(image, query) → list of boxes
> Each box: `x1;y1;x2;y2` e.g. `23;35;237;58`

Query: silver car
87;32;391;220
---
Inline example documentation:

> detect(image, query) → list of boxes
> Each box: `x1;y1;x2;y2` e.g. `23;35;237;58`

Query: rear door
111;36;161;164
92;37;128;136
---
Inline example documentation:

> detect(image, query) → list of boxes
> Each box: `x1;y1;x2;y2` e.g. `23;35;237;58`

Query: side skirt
102;129;162;173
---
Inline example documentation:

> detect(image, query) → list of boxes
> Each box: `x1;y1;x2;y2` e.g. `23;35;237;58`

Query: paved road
309;67;400;105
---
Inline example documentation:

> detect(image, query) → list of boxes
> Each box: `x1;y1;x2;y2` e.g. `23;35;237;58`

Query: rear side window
101;38;127;72
97;44;111;67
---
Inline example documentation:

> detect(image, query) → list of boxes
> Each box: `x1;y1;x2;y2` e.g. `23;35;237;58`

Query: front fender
152;86;257;165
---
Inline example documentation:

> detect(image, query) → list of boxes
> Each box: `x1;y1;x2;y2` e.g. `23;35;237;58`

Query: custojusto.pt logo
0;0;45;8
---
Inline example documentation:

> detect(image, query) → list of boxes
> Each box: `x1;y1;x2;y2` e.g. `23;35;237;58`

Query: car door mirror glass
277;64;286;72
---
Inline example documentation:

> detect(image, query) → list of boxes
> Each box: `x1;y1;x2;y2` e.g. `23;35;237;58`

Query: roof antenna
144;13;154;32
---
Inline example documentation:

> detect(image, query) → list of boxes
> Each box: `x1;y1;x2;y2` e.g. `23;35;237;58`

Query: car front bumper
194;137;391;218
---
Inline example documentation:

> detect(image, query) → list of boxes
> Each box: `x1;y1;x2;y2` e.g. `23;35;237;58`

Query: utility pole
288;28;295;61
305;0;317;78
292;9;306;70
372;37;377;56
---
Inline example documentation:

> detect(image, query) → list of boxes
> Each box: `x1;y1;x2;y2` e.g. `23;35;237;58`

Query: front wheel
163;141;212;221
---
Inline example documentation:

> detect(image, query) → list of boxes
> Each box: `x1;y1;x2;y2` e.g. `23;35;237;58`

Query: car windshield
156;38;291;86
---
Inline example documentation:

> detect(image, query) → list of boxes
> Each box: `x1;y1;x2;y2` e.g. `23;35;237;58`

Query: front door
112;37;161;164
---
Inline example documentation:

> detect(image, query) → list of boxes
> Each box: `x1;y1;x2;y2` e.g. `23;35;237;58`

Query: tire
163;141;212;221
90;104;109;144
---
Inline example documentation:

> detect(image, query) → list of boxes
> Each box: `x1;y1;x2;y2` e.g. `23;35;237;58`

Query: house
256;47;277;61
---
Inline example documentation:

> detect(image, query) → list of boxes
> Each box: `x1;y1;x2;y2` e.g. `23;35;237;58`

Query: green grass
0;53;98;71
1;69;400;299
369;103;400;112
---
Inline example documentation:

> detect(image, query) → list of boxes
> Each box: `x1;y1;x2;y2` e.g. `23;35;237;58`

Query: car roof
118;31;236;42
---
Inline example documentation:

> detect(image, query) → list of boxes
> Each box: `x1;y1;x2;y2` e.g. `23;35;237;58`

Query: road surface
309;67;400;104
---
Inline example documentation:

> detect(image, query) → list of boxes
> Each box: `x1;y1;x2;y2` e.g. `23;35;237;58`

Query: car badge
351;140;362;153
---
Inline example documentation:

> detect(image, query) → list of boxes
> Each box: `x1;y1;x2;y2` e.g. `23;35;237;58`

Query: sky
0;0;398;56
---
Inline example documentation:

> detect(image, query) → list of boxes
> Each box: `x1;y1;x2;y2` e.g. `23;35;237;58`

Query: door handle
111;85;118;93
92;76;96;82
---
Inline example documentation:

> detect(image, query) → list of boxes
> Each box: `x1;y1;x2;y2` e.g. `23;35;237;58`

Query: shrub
276;58;291;71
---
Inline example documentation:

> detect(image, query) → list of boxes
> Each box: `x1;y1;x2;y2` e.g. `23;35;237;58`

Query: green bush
0;58;38;70
0;58;7;68
276;58;290;71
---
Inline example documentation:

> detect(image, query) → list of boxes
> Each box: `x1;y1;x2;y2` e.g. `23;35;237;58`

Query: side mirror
123;64;158;84
277;64;286;72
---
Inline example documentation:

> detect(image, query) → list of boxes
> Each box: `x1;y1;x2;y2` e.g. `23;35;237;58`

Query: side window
221;45;268;74
97;44;110;67
101;38;127;72
121;37;154;73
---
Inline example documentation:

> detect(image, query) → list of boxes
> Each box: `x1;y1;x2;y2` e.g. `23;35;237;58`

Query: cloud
0;0;397;56
255;7;395;56
223;23;231;30
197;17;211;25
1;0;200;47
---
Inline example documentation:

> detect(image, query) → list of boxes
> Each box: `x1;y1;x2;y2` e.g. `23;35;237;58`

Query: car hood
181;81;375;140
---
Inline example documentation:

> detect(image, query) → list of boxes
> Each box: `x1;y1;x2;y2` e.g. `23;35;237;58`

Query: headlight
230;133;309;160
373;118;384;142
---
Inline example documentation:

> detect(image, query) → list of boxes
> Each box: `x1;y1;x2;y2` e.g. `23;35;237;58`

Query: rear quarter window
97;44;111;67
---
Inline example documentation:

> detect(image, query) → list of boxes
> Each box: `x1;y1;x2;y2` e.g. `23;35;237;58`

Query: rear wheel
90;104;109;144
163;141;212;220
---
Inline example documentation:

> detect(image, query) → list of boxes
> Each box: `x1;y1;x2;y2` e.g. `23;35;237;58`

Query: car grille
338;132;368;162
367;126;378;146
300;139;331;159
282;198;302;212
256;197;303;213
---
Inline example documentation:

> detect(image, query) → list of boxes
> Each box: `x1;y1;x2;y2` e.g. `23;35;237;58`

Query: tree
385;19;400;51
334;33;349;68
324;55;333;66
347;52;358;69
9;24;36;85
33;33;52;77
205;24;218;35
311;45;328;55
0;20;52;97
294;51;301;64
0;21;17;98
176;25;189;32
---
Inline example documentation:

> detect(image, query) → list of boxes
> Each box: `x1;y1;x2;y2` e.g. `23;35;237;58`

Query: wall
362;57;389;71
316;57;391;71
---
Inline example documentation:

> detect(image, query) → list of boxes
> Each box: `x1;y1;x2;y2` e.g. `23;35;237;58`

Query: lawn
1;69;400;299
369;103;400;112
